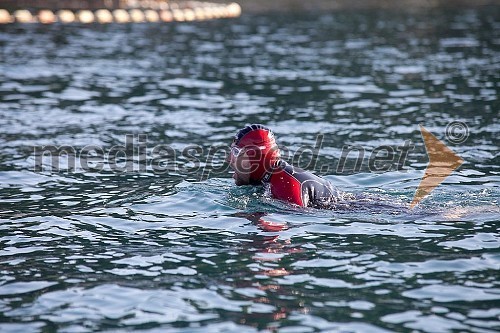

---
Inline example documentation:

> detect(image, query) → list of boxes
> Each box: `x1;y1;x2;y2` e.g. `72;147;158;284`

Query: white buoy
150;1;160;10
160;10;173;22
77;10;94;24
57;10;75;23
194;7;206;20
129;9;145;23
95;9;113;23
228;3;241;17
0;9;13;24
213;7;223;19
144;9;159;22
183;9;195;21
113;9;130;23
221;6;229;18
14;10;34;23
172;9;185;21
38;10;56;24
203;7;213;19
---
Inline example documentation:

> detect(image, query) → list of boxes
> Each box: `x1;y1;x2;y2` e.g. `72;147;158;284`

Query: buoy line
0;2;241;24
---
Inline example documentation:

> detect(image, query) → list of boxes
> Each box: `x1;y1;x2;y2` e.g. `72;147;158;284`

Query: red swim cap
233;124;279;184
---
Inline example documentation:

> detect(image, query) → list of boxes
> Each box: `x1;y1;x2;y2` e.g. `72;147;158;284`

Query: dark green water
0;7;499;333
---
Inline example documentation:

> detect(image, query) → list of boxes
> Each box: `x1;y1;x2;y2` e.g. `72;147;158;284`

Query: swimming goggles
230;145;244;158
230;145;268;159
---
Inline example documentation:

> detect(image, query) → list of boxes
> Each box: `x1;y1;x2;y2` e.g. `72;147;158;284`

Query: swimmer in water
229;124;342;209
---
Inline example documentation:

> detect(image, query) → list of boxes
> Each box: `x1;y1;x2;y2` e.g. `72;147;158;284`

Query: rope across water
0;1;241;24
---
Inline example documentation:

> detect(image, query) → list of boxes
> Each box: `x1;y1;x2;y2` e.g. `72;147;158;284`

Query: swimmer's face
228;145;252;186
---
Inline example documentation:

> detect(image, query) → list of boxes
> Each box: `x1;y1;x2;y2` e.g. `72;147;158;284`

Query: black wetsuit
263;160;339;208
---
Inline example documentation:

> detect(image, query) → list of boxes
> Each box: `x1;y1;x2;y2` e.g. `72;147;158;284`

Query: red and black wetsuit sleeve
268;161;337;208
